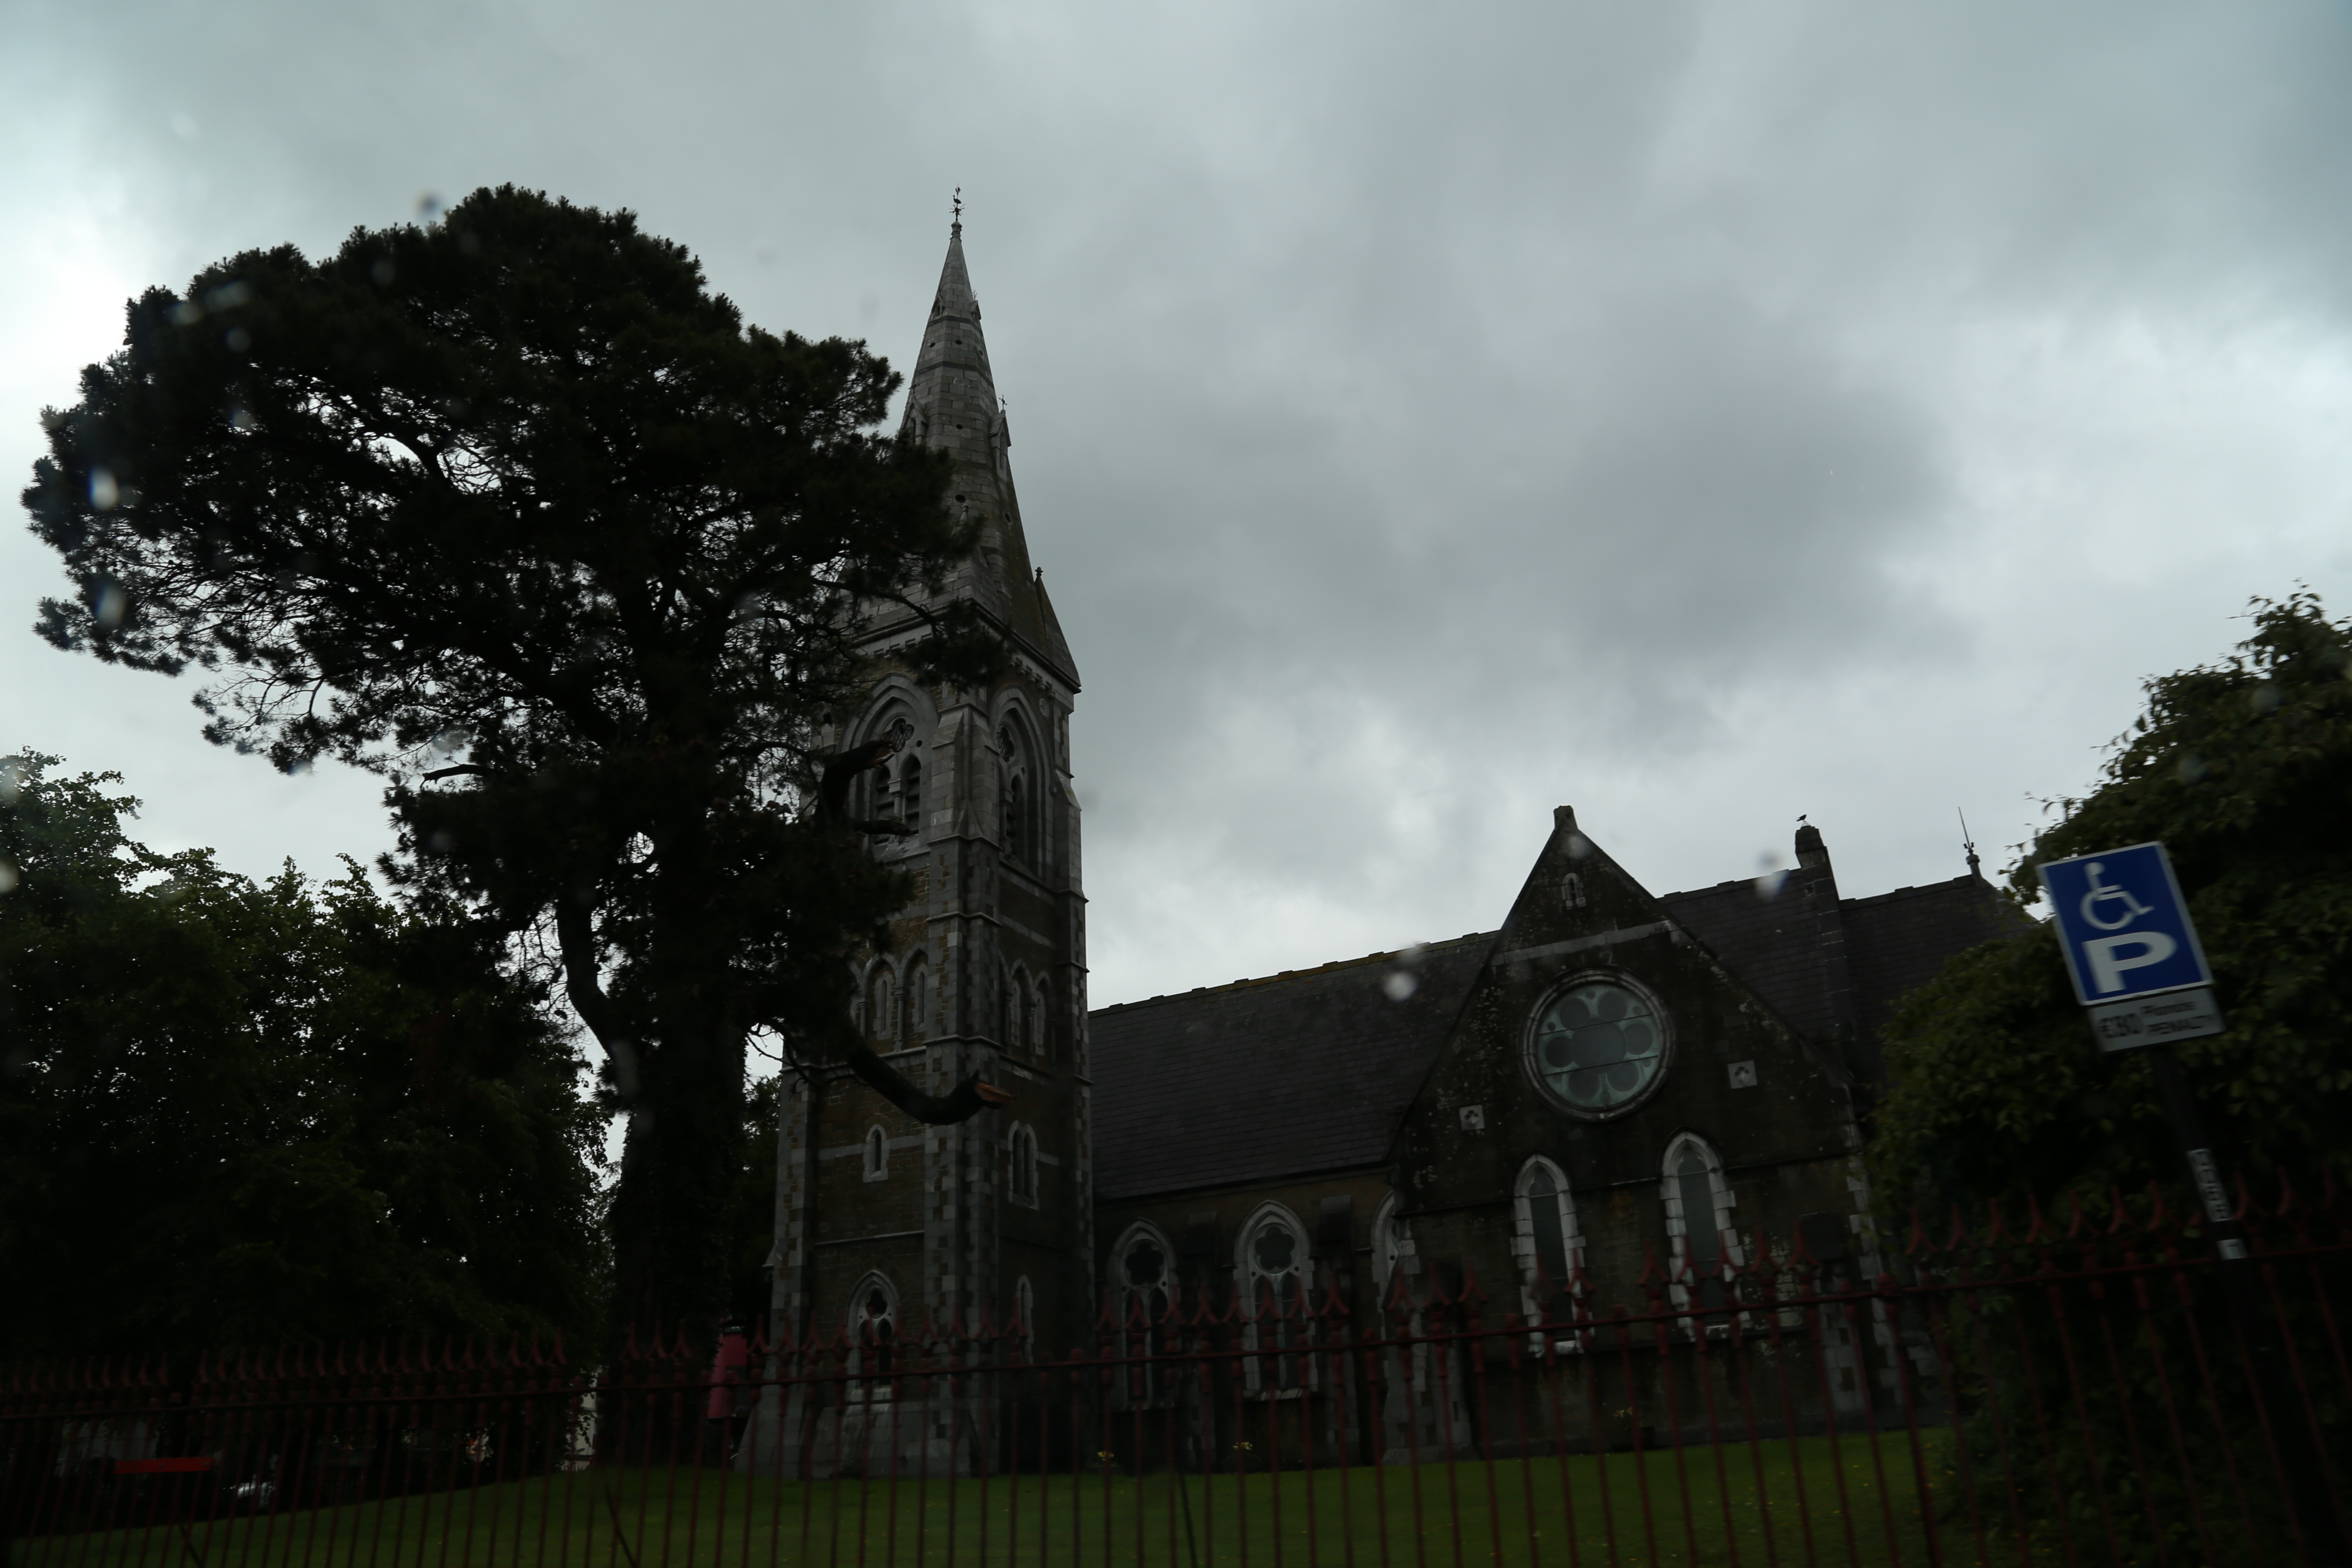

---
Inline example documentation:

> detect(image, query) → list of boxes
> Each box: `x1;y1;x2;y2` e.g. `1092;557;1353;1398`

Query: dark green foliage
1873;591;2352;1207
19;187;1001;1342
1914;1203;2349;1565
0;754;603;1357
1867;598;2352;1558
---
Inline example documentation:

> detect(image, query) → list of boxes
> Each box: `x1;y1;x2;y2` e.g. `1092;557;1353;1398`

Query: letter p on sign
2082;931;2178;993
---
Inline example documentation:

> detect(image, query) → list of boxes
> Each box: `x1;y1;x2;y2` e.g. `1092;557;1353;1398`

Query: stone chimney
1793;821;1865;1087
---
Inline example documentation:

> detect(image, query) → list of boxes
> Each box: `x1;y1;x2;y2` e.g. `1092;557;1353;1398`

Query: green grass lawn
32;1433;1975;1567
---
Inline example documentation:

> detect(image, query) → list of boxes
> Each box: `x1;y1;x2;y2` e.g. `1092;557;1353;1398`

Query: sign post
2039;843;2346;1562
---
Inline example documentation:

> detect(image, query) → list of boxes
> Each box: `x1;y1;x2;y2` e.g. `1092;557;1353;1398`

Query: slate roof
1090;934;1494;1203
1088;855;2021;1203
1841;876;2026;1048
1656;878;1843;1044
1659;872;2021;1079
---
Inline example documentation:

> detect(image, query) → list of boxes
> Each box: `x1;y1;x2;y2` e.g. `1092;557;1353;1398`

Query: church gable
1390;807;1862;1290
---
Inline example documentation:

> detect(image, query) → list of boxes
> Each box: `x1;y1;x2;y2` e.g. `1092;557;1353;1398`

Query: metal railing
5;1173;2347;1566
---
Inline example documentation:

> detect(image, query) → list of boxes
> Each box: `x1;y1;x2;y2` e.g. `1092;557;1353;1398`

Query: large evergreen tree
21;187;1005;1345
0;754;603;1357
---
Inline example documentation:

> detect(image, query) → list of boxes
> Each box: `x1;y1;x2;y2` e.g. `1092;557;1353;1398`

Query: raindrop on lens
2177;753;2206;785
0;861;17;894
224;327;251;353
171;300;204;326
229;407;252;432
1383;971;1418;1002
0;757;23;804
371;258;395;287
93;583;127;630
89;469;119;510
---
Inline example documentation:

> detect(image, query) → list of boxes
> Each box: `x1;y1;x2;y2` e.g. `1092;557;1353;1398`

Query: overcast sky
6;0;2349;1010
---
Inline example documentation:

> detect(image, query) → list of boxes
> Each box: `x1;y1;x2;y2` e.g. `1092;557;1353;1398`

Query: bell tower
769;214;1089;1397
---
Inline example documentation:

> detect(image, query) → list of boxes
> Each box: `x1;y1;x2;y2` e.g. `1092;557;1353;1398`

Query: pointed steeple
892;216;1078;688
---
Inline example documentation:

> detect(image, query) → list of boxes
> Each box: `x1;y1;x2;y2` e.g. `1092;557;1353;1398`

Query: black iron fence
5;1173;2348;1565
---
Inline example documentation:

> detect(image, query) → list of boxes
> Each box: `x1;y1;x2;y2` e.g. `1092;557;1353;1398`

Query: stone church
766;226;2018;1415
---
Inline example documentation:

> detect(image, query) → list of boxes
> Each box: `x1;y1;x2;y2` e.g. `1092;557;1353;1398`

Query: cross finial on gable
952;187;963;237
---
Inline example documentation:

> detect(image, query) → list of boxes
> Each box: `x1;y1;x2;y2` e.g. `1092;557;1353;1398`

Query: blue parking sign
2037;842;2213;1006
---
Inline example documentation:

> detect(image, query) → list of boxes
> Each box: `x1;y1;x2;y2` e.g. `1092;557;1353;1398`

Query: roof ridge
1840;873;1985;908
1659;878;1762;899
1090;930;1495;1014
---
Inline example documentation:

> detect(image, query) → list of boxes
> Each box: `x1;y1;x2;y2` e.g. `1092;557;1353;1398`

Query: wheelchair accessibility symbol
2079;862;2153;931
2037;842;2211;1007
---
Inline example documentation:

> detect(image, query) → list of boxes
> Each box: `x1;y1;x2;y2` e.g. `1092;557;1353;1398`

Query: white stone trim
1660;1132;1745;1316
1510;1155;1584;1323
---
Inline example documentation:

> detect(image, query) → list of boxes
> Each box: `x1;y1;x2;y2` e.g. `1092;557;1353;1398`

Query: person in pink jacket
704;1320;751;1462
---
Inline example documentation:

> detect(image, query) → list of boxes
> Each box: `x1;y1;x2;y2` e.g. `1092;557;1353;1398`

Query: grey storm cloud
5;0;2351;1001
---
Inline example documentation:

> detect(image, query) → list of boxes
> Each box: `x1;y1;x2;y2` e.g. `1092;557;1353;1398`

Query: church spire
894;208;1078;687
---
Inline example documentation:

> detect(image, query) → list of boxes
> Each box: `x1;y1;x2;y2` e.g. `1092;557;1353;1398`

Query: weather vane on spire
951;187;963;237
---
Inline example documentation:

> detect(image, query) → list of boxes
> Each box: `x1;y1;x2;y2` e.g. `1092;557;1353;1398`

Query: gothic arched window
1008;1123;1039;1206
1240;1207;1309;1392
898;753;923;830
867;966;896;1044
1513;1158;1582;1324
848;1273;898;1393
863;1125;888;1182
1663;1134;1740;1319
1006;968;1027;1054
1115;1228;1175;1406
905;957;931;1043
998;723;1032;866
1030;977;1050;1060
1371;1195;1414;1303
1014;1274;1036;1358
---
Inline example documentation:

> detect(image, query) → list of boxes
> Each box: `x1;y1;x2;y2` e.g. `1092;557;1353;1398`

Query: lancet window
847;1273;898;1393
904;957;931;1044
1240;1207;1311;1393
1662;1134;1741;1318
1513;1157;1583;1323
897;752;923;830
1113;1227;1176;1406
998;722;1036;867
1008;1123;1039;1206
866;965;897;1044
